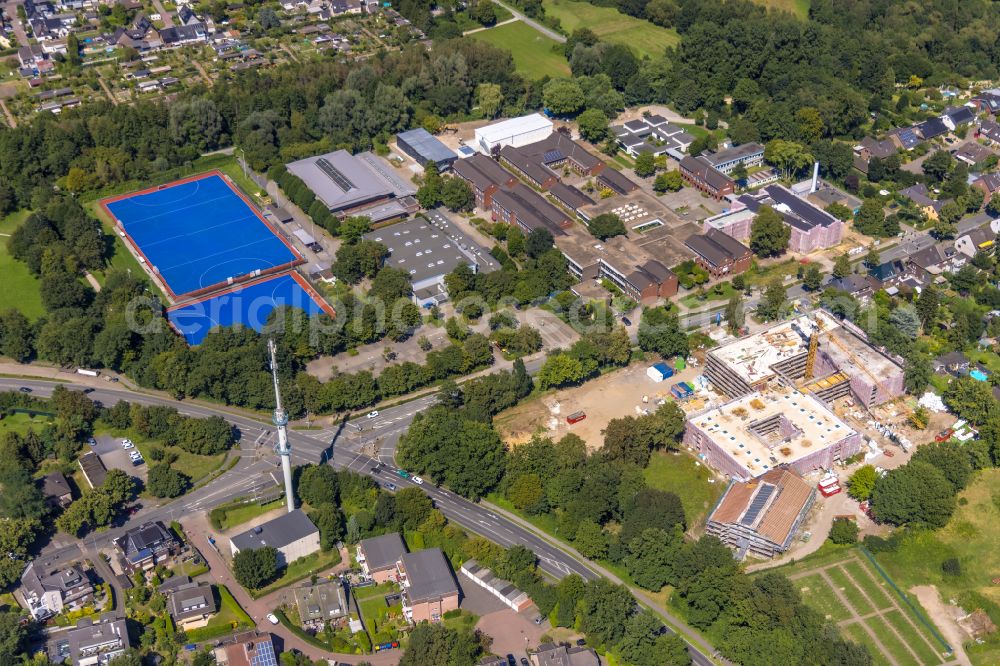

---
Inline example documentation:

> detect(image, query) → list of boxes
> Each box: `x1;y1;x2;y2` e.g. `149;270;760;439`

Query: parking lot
92;434;147;483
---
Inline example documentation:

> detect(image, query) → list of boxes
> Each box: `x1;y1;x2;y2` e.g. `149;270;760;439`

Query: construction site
688;310;907;480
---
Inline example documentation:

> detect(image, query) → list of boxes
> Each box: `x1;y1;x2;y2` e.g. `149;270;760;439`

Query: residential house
978;119;1000;146
678;156;735;200
18;44;49;72
853;136;896;173
944;105;976;129
214;632;276;666
230;509;320;567
531;642;601;666
706;467;816;559
292;580;349;629
933;351;970;377
397;548;460;624
684;228;753;277
68;614;131;666
164;580;217;629
887;126;921;151
114;522;178;572
955;226;997;258
868;259;907;289
20;559;94;621
40;471;72;508
899;183;949;221
916;117;949;141
972;89;1000;115
954;141;995;168
972;172;1000;202
826;274;878;301
906;243;962;282
357;533;407;583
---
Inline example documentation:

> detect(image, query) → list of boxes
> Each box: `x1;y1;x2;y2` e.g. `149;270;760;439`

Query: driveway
490;0;565;42
475;606;547;661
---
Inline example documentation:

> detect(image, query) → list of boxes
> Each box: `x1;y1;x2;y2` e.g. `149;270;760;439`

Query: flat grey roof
399;548;458;603
365;216;480;286
397;128;457;165
231;509;318;551
358;533;407;572
287;150;407;213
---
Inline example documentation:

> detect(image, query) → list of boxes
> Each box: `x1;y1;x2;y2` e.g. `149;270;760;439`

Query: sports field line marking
110;191;241;225
124;178;203;208
138;212;265;248
156;237;288;273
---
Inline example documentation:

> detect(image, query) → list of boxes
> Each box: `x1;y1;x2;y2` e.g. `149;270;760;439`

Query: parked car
18;387;31;393
370;465;381;474
520;659;530;666
366;410;379;419
82;388;95;394
506;655;516;666
122;441;134;450
412;476;424;485
533;615;543;625
87;437;97;447
385;482;397;492
397;469;410;479
621;316;632;326
266;613;279;625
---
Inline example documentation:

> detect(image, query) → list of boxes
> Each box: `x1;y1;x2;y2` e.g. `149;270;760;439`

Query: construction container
566;411;586;424
646;363;673;383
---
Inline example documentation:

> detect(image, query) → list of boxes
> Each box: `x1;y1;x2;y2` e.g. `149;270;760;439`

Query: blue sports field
103;173;299;297
167;273;329;345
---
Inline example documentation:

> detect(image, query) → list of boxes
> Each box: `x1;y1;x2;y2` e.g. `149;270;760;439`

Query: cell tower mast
268;338;295;513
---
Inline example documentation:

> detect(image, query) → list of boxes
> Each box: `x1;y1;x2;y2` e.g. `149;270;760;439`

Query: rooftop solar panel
316;157;356;192
542;149;564;164
740;483;775;526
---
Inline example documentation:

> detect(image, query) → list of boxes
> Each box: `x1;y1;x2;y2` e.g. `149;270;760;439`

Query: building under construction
704;311;905;410
684;387;861;480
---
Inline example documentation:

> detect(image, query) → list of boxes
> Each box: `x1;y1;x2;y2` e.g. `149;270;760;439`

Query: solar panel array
316;157;356;192
542;149;564;164
740;483;775;526
249;640;277;666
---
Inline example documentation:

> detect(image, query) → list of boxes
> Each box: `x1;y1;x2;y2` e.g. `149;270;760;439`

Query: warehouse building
474;114;553;155
396;128;458;171
684;228;753;277
706;467;816;558
286;150;417;219
230;509;320;566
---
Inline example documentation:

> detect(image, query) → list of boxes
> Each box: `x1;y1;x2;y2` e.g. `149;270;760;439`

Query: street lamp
234;146;249;182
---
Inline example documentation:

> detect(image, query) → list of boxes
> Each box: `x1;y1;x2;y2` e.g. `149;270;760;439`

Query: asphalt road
5;373;717;665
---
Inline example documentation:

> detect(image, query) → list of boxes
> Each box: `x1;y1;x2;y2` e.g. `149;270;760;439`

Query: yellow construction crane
803;327;821;380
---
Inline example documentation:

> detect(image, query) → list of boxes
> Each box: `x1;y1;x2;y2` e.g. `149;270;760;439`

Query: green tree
588;213;626;240
916;285;939;331
802;264;824;291
637;307;687;358
526;228;554;258
855;199;887;237
847;465;877;501
573;519;607;559
507;473;546;514
577;108;610;142
871;460;956;528
399;623;483;666
653;170;683;193
232;547;279;589
146;464;190;498
889;303;920;337
634;151;655;178
749;206;790;257
476;83;503;119
922;150;953;182
832;254;851;279
618;609;692;666
756;279;787;321
537;353;586;389
0;611;27;664
724;294;744;335
469;0;497;25
543;79;585;116
309;503;344;550
829;518;859;544
297;464;340;507
440;177;474;212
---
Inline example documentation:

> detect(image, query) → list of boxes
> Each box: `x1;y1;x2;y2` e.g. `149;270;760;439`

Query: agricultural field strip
789;556;952;666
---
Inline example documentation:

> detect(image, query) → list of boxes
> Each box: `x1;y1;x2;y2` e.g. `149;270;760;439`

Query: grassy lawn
642;450;723;528
542;0;678;58
469;21;570;79
0;210;45;320
745;258;801;287
825;565;876;616
212;499;286;531
883;609;947;665
680;282;736;309
251;550;342;598
867;614;923;665
794;573;852;623
842;623;892;666
843;558;893;610
95;426;227;486
356;582;404;635
754;0;810;19
0;412;55;436
873;468;1000;665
